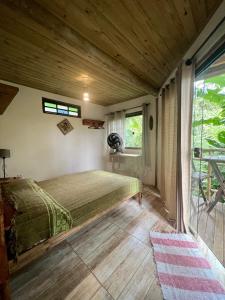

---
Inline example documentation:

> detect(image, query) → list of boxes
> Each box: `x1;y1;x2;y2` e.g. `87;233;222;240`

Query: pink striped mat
150;232;225;300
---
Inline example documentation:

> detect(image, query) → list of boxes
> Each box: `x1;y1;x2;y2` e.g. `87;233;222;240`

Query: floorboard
117;252;156;300
190;196;225;266
10;187;166;300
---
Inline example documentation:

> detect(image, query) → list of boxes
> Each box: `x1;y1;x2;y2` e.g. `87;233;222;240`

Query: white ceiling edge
105;94;155;113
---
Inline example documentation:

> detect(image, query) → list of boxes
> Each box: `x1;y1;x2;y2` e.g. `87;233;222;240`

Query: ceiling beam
0;0;158;96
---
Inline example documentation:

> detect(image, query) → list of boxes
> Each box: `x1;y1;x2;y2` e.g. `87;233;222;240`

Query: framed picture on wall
57;118;74;135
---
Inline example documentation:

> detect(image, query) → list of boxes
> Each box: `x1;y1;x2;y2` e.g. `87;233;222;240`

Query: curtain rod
186;15;225;65
105;103;149;116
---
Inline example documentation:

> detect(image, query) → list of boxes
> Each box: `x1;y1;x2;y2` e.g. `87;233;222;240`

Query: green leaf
192;117;224;127
220;109;225;118
203;90;225;105
206;138;223;148
205;74;225;87
217;131;225;144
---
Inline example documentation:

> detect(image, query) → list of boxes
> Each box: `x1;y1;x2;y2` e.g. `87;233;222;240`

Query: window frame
125;110;143;149
42;98;81;118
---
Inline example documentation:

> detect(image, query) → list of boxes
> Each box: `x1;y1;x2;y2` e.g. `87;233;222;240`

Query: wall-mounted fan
107;133;123;153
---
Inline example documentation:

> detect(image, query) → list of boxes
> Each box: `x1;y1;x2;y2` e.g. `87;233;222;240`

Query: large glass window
190;51;225;266
125;111;142;148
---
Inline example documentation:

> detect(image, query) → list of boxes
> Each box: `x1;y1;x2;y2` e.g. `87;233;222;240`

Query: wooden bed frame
0;181;142;299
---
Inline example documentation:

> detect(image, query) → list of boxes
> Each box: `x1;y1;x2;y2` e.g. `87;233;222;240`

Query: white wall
106;95;157;186
0;80;106;181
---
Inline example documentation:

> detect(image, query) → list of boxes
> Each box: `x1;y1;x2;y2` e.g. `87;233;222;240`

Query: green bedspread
4;170;141;257
39;170;141;226
3;179;72;256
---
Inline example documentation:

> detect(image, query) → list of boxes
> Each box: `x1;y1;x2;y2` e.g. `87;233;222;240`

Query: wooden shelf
0;83;19;115
82;119;104;129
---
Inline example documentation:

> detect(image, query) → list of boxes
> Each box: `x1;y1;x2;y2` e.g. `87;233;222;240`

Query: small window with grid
42;98;81;118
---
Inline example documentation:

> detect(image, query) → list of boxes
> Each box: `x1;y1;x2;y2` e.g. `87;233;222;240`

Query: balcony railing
191;147;225;266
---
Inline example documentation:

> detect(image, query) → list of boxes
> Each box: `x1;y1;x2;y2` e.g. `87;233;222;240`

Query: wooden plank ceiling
0;0;222;106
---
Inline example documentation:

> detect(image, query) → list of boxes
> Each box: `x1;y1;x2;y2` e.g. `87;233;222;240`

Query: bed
1;170;142;271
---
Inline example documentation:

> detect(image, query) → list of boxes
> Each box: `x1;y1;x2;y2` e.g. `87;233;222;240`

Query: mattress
39;170;141;226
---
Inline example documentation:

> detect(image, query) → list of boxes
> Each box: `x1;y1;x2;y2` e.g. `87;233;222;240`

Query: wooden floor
10;187;169;300
190;196;225;266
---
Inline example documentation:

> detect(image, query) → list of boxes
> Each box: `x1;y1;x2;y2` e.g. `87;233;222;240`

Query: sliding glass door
190;52;225;266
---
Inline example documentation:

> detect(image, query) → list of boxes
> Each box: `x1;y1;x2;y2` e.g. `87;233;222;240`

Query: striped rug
150;232;225;300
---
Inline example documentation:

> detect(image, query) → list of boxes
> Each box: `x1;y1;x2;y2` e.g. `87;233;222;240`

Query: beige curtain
105;110;125;153
160;79;178;222
157;96;162;191
142;103;151;167
106;111;125;139
177;62;195;232
104;111;125;170
159;62;194;231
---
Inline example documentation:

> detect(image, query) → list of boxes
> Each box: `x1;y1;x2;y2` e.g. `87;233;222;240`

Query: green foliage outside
193;74;225;148
125;115;142;148
192;73;225;195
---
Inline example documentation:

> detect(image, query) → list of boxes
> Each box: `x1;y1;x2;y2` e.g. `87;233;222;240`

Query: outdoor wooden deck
190;196;225;266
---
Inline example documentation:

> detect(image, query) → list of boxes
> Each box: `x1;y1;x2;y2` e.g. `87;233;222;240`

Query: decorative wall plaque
57;118;74;135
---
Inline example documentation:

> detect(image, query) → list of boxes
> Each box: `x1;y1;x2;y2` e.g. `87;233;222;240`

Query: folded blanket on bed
2;179;72;258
